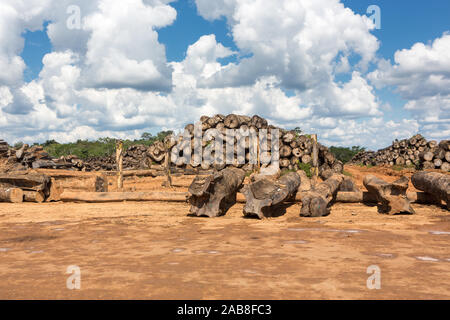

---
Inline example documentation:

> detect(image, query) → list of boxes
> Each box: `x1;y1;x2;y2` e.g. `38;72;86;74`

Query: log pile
0;172;52;203
0;139;8;157
171;114;343;175
351;134;450;171
0;143;76;172
1;114;342;175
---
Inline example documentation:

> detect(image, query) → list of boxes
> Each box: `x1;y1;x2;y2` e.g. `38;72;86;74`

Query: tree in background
329;146;366;163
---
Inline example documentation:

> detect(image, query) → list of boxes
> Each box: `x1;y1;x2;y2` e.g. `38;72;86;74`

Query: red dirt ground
0;165;449;299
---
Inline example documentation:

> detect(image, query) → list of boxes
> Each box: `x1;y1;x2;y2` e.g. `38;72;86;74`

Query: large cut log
242;172;300;219
187;167;245;217
363;175;414;214
300;174;344;217
23;190;45;203
60;191;188;202
33;169;108;192
336;191;440;205
0;172;50;193
411;171;450;209
0;187;23;203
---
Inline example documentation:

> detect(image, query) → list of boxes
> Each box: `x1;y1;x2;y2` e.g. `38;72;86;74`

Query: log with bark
60;191;188;202
23;190;45;203
242;171;301;219
411;171;450;209
0;172;51;193
33;169;108;192
363;175;415;214
187;167;245;217
336;191;440;205
300;174;344;217
0;187;23;203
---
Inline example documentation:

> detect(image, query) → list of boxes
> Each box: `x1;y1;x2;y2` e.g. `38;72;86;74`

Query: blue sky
1;0;449;148
21;1;450;79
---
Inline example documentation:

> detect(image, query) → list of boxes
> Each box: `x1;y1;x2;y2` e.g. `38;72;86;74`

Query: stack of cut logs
0;139;8;157
0;143;77;172
82;145;151;171
351;134;450;172
149;114;343;176
2;114;342;174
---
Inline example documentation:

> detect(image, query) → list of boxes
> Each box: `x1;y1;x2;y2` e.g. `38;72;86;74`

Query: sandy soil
0;165;449;299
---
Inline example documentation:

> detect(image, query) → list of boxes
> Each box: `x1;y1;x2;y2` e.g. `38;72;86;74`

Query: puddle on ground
284;240;308;244
172;248;186;253
428;231;450;235
287;228;364;233
415;256;439;262
0;248;10;252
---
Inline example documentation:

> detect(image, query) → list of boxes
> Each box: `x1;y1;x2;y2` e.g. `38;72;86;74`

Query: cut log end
188;167;245;217
0;187;24;203
363;175;415;215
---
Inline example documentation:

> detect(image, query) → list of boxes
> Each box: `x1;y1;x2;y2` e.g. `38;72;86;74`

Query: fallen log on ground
242;172;300;219
34;169;108;192
23;190;45;203
0;187;23;203
55;189;442;205
300;174;344;217
60;191;188;202
363;175;415;214
411;171;450;209
0;172;50;192
336;191;441;205
187;167;245;217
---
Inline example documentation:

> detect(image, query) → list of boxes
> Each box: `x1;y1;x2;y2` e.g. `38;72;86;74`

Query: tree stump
242;172;300;219
363;175;415;214
300;174;344;217
187;167;245;217
411;171;449;209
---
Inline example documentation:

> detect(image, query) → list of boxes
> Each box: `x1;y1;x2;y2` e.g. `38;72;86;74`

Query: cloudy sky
0;0;449;150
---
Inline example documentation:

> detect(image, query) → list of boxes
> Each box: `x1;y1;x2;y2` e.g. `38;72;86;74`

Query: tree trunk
441;162;450;172
411;171;449;209
363;175;414;214
23;190;45;203
187;167;245;217
0;172;50;193
242;172;300;219
336;191;440;205
300;174;344;217
0;187;23;203
60;191;188;202
33;170;108;192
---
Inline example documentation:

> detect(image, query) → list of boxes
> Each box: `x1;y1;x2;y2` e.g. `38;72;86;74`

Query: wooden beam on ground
60;191;189;203
33;169;108;192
